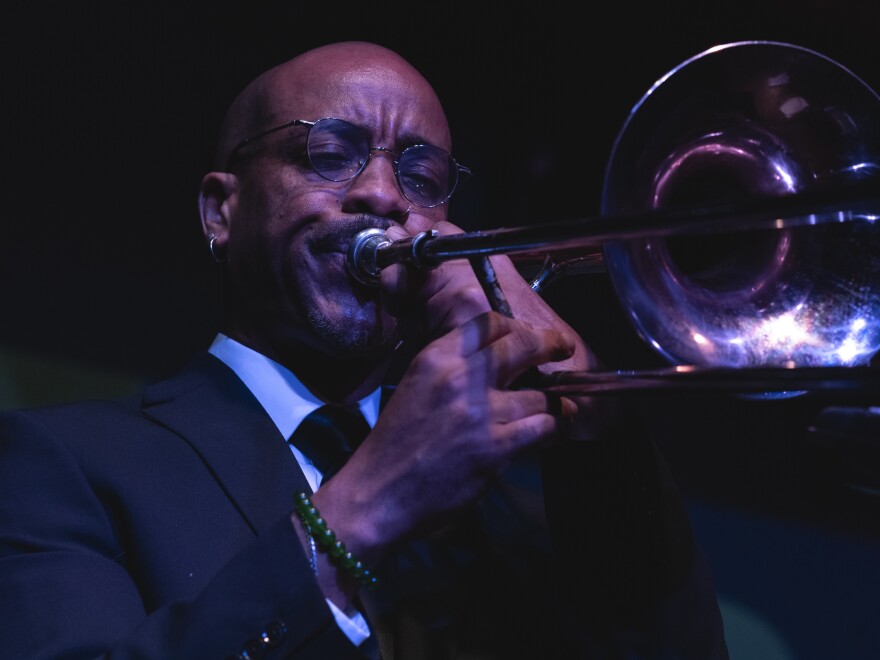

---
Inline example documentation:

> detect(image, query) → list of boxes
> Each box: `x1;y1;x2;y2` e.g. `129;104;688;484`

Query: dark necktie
288;405;381;658
288;403;371;484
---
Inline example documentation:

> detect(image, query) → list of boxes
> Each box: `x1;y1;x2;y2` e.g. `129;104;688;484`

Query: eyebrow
353;120;445;151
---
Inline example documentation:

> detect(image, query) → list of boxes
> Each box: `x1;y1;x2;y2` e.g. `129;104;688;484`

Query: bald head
214;41;450;169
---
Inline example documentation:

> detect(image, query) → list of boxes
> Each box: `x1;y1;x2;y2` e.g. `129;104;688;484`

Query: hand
380;219;599;436
302;221;600;608
311;312;575;567
379;219;595;374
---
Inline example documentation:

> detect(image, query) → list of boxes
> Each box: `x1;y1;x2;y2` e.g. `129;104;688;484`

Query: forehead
263;59;451;149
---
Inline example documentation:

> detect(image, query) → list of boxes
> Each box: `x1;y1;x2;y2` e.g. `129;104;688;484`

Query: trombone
347;41;880;397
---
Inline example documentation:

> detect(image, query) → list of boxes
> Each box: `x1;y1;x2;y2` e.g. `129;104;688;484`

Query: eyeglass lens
306;118;458;207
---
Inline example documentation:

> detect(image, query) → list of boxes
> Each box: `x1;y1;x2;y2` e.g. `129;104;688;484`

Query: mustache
311;214;396;253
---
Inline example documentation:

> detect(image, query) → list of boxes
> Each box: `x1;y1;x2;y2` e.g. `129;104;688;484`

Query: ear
198;171;239;258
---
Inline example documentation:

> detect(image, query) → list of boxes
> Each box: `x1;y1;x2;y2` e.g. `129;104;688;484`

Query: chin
305;308;398;358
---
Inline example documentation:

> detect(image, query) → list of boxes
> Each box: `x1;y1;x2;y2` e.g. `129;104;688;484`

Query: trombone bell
601;41;880;374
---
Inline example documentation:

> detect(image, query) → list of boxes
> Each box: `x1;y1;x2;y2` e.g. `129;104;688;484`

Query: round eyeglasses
226;117;472;208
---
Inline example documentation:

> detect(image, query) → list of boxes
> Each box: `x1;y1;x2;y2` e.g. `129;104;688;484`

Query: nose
340;149;410;220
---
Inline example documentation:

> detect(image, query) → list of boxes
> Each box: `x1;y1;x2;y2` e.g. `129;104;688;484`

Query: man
0;41;728;658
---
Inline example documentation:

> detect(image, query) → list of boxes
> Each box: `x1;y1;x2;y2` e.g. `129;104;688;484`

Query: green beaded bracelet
293;492;378;590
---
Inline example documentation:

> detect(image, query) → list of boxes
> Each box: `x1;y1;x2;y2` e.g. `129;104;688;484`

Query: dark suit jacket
0;353;727;659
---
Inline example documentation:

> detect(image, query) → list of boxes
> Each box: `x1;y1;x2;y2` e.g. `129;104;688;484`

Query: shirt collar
207;334;380;439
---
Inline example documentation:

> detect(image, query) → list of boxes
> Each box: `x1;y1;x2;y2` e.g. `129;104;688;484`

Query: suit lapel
140;353;310;534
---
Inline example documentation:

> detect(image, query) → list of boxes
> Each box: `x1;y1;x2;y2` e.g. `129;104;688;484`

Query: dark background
4;2;880;657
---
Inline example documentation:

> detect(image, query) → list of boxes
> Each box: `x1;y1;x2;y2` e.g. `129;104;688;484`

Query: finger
382;222;494;324
378;228;486;327
384;225;410;242
487;388;576;424
418;311;510;360
472;319;575;387
493;411;567;455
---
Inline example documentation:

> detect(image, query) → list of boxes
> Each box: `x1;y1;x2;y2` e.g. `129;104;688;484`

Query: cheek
238;163;342;222
234;182;338;255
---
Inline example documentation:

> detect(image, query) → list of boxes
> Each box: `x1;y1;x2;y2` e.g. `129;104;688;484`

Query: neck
219;328;397;406
280;348;393;405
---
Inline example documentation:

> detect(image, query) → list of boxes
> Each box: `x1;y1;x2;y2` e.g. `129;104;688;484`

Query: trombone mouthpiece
346;228;391;286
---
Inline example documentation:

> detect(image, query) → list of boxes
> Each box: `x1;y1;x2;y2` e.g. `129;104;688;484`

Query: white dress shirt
208;333;380;647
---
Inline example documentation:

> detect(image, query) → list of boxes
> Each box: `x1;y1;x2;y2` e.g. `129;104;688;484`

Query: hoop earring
208;234;224;263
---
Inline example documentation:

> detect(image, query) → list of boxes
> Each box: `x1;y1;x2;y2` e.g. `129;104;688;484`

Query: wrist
290;510;361;612
293;492;379;590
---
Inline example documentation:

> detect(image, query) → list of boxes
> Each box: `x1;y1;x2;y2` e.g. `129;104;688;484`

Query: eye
308;138;362;178
399;146;452;204
306;119;370;180
399;167;445;200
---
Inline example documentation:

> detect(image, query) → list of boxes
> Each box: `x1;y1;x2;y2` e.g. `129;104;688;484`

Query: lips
310;215;393;255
